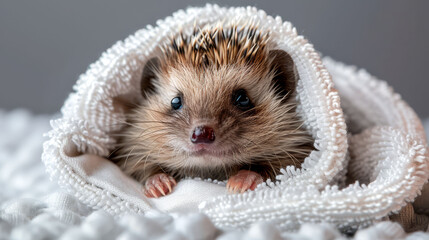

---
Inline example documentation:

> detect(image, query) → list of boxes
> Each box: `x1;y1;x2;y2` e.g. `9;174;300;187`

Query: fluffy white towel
41;4;429;233
2;110;429;239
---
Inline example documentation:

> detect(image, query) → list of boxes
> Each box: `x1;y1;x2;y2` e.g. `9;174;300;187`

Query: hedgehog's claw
227;170;263;194
144;173;176;198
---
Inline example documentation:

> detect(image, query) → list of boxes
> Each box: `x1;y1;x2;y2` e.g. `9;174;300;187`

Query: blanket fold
42;4;429;233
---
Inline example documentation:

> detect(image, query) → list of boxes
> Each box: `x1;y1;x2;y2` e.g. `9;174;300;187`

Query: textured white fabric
1;110;429;239
40;4;429;234
0;110;59;202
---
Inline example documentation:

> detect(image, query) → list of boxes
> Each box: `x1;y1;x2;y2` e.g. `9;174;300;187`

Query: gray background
1;1;428;117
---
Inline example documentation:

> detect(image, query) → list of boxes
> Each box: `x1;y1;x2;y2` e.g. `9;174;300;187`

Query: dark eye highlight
232;89;254;111
171;97;182;110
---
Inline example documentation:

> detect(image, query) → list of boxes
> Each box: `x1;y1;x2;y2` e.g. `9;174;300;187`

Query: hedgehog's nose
191;126;215;144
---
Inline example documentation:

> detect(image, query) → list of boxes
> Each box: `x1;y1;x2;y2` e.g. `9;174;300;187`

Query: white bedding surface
0;109;428;239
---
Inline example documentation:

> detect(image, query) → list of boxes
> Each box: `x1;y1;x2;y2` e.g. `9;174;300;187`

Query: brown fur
110;22;314;184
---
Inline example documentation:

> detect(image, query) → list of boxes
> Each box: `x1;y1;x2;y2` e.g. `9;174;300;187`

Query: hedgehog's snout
191;126;216;144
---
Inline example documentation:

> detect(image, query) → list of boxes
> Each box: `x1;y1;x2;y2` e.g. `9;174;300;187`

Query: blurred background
1;0;428;117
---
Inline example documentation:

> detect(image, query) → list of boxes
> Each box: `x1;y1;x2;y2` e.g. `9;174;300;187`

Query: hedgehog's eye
171;97;182;110
233;89;254;111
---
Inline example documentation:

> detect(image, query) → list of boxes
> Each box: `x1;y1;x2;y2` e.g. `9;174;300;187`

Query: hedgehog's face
151;64;276;169
127;49;311;178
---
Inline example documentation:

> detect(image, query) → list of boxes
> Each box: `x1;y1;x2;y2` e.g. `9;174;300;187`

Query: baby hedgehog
111;23;314;198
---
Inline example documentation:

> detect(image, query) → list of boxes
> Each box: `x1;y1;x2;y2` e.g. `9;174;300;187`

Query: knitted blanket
41;4;429;234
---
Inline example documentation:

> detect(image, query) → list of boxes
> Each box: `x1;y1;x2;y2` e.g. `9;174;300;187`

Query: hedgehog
111;22;314;198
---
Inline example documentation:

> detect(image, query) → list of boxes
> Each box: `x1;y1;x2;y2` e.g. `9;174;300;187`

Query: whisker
124;145;138;168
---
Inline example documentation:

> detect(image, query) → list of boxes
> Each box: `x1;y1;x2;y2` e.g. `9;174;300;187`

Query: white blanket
0;109;428;239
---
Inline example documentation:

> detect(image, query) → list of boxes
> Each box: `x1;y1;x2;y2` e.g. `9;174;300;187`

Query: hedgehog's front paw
143;173;177;198
227;170;264;193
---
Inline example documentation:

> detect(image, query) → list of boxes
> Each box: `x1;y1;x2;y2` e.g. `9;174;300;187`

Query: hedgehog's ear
140;57;160;98
268;50;298;100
